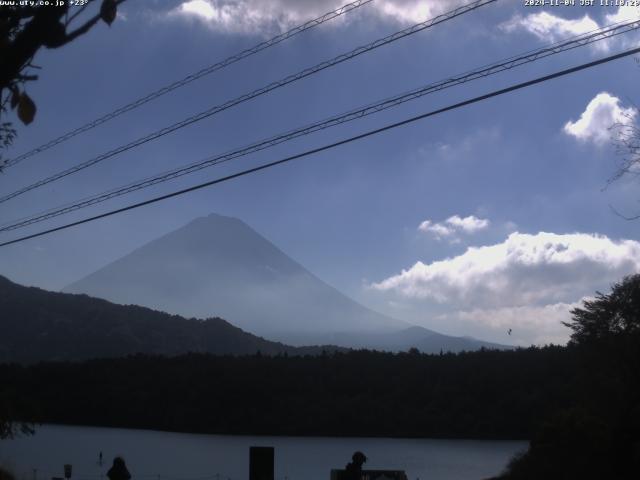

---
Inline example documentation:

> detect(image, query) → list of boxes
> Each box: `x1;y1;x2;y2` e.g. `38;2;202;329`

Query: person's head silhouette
107;457;131;480
352;451;367;467
344;451;367;480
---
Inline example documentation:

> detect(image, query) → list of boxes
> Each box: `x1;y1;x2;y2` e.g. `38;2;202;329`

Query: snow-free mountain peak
65;213;406;341
65;213;508;352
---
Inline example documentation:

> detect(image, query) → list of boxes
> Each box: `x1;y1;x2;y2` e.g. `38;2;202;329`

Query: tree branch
62;14;101;44
61;0;128;45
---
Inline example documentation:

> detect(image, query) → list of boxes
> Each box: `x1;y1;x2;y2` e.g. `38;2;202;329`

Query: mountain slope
0;275;338;363
63;213;511;352
64;213;407;342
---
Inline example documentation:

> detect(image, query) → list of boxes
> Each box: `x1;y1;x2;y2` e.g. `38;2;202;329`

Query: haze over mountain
64;213;508;352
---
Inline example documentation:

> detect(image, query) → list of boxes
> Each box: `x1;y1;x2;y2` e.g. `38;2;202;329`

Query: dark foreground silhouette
490;275;640;479
2;276;640;478
344;451;366;480
332;451;408;480
107;457;131;480
1;346;574;439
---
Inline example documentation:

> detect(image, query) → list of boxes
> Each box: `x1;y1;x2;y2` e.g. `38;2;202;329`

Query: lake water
0;425;526;480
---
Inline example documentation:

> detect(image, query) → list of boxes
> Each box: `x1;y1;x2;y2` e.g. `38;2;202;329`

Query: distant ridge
0;275;342;364
64;213;511;353
283;326;511;353
64;213;406;338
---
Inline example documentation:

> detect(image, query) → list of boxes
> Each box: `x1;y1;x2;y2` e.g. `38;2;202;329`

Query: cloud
171;0;308;34
418;214;489;241
418;220;454;238
371;231;640;307
500;6;640;52
168;0;468;34
501;12;599;42
179;0;216;21
369;231;640;345
376;0;461;24
605;4;640;24
564;92;636;145
446;214;489;233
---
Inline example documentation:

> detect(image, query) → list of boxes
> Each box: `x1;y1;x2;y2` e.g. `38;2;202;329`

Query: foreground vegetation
1;276;639;479
495;275;640;479
1;345;574;439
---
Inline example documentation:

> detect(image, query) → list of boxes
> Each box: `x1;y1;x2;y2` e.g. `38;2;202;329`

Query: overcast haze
1;0;640;346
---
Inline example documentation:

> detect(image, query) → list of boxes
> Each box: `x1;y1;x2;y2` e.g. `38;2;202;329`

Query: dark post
249;446;274;480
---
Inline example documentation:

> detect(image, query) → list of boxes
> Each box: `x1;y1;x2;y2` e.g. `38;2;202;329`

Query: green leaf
17;93;36;125
100;0;117;26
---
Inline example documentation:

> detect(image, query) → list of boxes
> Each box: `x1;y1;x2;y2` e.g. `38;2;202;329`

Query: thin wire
1;17;638;233
1;0;375;169
4;15;637;229
0;0;497;205
1;45;638;248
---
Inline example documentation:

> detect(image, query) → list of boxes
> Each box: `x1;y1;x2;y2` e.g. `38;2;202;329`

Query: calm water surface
0;425;526;480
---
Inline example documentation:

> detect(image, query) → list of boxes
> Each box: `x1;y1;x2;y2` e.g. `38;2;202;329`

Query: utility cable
1;45;638;248
1;17;638;233
0;0;497;204
1;0;375;169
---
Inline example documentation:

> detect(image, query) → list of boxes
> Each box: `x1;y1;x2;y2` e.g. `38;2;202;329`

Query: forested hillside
0;275;339;363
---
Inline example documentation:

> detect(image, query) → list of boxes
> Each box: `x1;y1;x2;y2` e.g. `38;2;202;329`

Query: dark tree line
2;276;639;479
0;346;577;440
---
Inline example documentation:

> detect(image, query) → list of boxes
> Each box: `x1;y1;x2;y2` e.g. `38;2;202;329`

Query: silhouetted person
344;451;367;480
99;452;103;466
107;457;131;480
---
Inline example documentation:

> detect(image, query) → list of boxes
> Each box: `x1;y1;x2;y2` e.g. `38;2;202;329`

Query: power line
2;45;638;249
1;0;375;169
1;17;638;233
0;0;497;205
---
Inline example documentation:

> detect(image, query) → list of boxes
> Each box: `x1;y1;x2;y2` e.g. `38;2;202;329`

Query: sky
1;0;640;346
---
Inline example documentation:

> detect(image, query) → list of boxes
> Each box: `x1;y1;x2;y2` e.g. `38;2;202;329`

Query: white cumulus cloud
418;215;489;241
500;5;640;52
501;12;598;42
179;0;216;20
605;4;640;24
564;92;636;145
418;220;454;238
369;231;640;345
376;0;459;24
371;231;640;307
172;0;306;34
446;214;489;233
169;0;469;34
